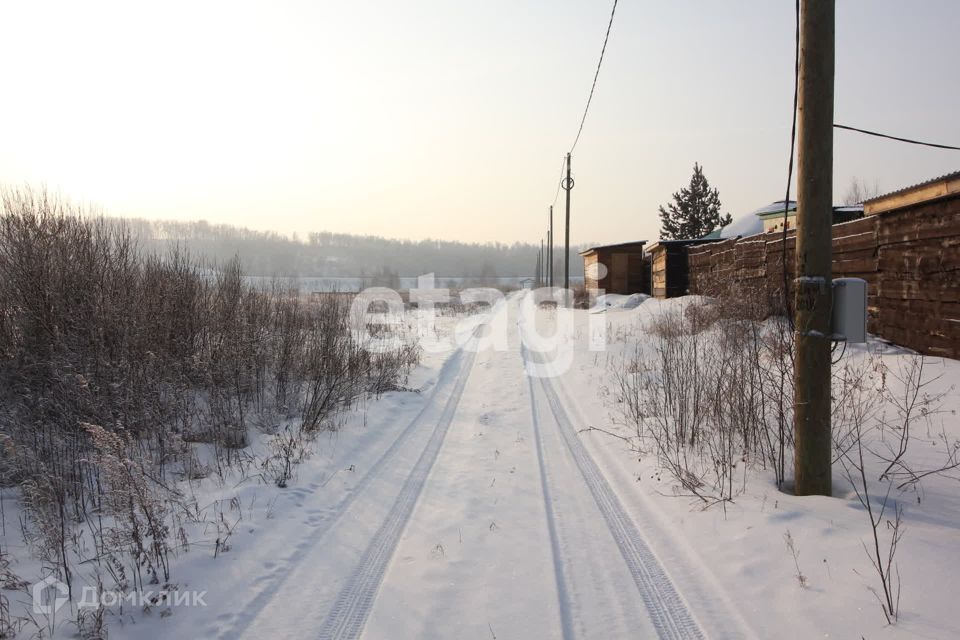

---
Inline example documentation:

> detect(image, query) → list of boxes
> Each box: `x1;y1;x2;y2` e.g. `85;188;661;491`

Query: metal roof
578;240;647;256
754;201;864;218
751;200;797;217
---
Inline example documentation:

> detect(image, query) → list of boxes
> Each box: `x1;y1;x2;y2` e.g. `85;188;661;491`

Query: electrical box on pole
830;278;867;343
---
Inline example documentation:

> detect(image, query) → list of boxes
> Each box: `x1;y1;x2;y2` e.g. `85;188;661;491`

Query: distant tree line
120;217;586;279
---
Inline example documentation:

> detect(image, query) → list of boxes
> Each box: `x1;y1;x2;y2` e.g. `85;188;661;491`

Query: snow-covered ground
6;293;958;639
561;296;960;640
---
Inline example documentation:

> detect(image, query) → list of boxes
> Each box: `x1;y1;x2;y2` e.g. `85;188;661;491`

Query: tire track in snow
525;372;577;640
317;326;483;640
221;328;481;640
529;350;706;640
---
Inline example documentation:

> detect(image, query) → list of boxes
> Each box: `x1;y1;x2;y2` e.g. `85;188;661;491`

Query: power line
834;123;960;151
550;156;566;207
545;0;619;267
569;0;619;154
780;0;800;329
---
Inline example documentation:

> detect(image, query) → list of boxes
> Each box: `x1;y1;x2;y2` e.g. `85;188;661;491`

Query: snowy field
5;292;958;639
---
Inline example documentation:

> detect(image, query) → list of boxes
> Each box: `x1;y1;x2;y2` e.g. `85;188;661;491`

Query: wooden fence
686;196;960;359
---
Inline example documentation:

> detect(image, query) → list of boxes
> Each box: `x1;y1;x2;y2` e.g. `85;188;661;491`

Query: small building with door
646;238;724;299
579;241;649;294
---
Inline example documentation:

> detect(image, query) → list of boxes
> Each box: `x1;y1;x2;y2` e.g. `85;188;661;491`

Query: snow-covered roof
701;208;771;240
719;214;764;239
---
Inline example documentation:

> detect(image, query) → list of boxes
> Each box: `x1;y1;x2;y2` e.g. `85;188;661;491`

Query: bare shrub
783;530;808;588
617;275;951;623
259;426;309;488
83;423;172;588
20;472;73;601
614;296;794;504
0;186;421;633
832;352;956;625
75;593;107;640
832;359;901;624
874;356;958;492
0;592;25;639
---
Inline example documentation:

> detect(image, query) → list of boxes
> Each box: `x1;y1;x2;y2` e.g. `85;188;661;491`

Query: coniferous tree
658;163;733;239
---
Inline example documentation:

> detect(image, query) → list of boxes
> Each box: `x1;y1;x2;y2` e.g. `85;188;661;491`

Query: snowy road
207;297;748;640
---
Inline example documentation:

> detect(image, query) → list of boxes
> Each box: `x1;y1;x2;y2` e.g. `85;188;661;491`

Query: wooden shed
579;241;649;294
646;239;723;299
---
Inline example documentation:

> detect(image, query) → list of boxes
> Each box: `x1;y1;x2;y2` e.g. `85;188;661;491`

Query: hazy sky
2;1;958;245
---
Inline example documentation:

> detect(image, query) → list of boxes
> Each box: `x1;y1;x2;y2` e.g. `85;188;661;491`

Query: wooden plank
880;322;960;343
832;248;879;263
879;250;960;274
865;179;960;215
876;323;960;347
876;324;960;355
833;257;879;273
765;237;797;249
832;235;878;252
878;299;960;321
879;209;960;244
880;220;960;243
877;278;960;303
832;216;878;235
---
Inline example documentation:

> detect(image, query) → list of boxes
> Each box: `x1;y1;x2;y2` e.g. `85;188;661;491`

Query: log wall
686;196;960;359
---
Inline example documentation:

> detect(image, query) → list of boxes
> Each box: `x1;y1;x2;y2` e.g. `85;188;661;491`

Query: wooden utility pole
544;230;549;286
794;0;834;496
540;238;545;286
549;206;554;287
563;153;573;293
